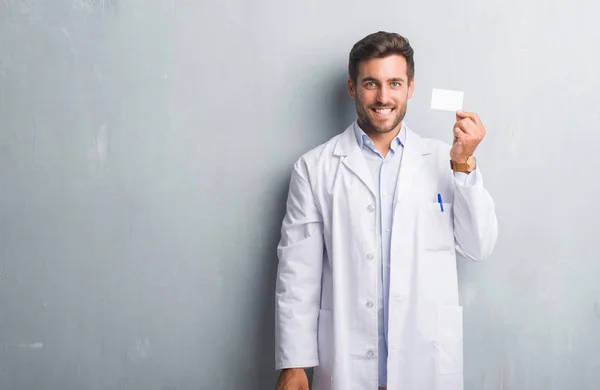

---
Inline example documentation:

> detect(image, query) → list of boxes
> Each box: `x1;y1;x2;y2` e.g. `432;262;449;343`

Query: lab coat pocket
420;202;455;251
314;309;334;380
436;305;463;376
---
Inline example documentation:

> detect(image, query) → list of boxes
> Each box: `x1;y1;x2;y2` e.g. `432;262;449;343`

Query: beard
356;99;407;134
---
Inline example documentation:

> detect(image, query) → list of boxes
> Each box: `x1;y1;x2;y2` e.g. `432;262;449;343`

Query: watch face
467;156;476;170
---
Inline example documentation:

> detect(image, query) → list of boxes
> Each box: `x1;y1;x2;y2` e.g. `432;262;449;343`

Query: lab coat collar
334;120;431;202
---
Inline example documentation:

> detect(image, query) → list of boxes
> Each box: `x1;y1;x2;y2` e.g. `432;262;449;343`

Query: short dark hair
348;31;415;83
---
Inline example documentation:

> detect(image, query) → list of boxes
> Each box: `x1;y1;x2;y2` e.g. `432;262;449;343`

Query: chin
370;119;398;133
374;126;396;134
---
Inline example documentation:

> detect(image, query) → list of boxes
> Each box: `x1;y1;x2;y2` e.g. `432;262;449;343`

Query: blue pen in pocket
437;193;444;212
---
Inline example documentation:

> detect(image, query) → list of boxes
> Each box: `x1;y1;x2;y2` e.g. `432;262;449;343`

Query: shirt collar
353;121;406;152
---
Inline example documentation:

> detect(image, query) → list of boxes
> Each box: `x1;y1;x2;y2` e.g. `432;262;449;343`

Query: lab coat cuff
453;168;479;187
275;358;319;371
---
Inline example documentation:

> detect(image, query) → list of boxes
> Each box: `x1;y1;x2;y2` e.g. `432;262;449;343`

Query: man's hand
276;368;309;390
450;111;486;163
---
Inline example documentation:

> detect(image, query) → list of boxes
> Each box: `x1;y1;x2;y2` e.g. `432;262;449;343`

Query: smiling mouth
371;107;395;118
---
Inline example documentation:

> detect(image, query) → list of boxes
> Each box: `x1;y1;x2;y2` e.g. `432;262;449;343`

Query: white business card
430;88;464;111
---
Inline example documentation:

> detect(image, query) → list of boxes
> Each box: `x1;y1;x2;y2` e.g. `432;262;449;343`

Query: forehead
357;55;408;80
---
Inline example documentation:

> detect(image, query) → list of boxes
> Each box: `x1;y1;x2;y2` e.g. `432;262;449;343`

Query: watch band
450;156;476;172
450;160;468;172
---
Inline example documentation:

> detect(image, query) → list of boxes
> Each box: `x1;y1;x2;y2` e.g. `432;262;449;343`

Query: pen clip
437;193;444;212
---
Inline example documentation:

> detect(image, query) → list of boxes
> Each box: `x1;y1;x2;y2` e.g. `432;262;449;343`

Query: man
274;31;498;390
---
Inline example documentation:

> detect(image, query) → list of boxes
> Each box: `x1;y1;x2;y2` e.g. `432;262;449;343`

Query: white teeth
375;109;392;115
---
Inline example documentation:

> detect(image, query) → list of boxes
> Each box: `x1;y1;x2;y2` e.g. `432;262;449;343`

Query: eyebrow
361;77;406;83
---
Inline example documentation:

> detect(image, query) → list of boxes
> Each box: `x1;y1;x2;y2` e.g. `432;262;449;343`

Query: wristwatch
450;156;476;173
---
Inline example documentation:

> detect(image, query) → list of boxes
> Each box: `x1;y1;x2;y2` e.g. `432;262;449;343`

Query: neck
358;119;402;157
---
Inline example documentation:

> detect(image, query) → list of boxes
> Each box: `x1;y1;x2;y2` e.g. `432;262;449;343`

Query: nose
377;86;390;105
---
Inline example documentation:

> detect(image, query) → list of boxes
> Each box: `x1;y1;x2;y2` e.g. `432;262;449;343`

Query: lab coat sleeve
274;159;324;370
452;168;498;261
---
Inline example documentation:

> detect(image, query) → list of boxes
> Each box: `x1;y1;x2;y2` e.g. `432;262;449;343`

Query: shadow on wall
262;71;356;389
320;69;357;139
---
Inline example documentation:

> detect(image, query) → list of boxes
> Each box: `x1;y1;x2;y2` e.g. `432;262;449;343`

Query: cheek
393;88;408;98
391;92;408;105
357;90;375;105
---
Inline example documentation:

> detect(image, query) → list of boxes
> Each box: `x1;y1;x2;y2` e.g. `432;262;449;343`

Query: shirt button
367;350;375;358
365;301;374;309
367;204;375;212
366;253;374;261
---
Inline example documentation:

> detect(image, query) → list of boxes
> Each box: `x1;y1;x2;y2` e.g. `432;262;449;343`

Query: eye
391;82;401;88
365;82;377;88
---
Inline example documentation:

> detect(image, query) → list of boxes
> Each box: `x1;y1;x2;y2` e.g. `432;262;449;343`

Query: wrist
451;154;470;163
282;368;305;373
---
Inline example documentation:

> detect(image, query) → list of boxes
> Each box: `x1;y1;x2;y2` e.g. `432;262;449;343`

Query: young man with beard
275;31;498;390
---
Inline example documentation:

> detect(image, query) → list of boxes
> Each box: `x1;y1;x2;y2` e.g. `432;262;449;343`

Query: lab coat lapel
394;126;431;205
333;123;376;197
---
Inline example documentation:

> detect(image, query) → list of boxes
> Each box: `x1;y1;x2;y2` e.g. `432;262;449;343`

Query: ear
407;78;415;99
347;77;356;99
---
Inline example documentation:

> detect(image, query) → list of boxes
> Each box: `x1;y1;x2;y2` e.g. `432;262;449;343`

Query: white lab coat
275;122;498;390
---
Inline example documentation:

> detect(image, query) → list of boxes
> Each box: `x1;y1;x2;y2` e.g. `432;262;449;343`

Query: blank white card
430;88;464;111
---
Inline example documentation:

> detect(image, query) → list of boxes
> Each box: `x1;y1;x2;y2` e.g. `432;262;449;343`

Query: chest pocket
419;202;455;251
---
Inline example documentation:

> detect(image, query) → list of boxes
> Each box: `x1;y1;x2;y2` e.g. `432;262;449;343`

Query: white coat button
366;253;374;261
367;204;375;212
365;301;374;308
367;350;375;358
